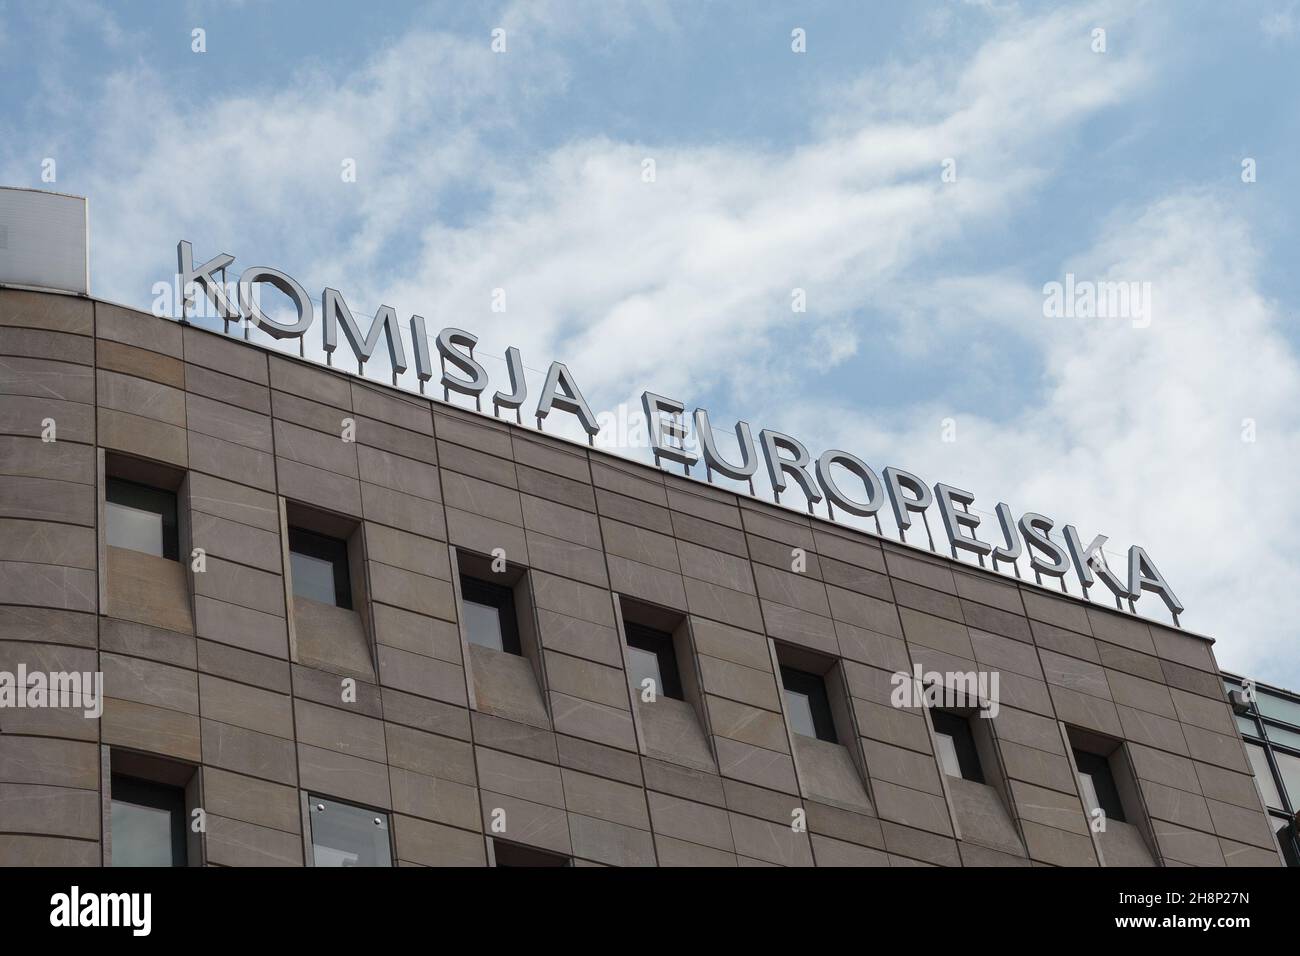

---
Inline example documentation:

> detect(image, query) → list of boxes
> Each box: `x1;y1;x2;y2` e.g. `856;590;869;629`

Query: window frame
931;710;985;784
306;793;394;868
459;575;522;655
780;665;838;744
288;526;353;610
109;774;188;867
105;476;179;560
624;622;684;700
492;840;571;867
1072;749;1127;823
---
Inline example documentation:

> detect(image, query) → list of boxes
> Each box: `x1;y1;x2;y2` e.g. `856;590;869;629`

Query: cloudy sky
3;0;1297;684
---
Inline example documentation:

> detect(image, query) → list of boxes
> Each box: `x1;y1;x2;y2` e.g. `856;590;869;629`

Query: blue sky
2;0;1297;683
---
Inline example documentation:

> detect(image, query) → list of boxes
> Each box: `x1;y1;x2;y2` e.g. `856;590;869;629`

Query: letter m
1098;281;1130;318
321;288;408;373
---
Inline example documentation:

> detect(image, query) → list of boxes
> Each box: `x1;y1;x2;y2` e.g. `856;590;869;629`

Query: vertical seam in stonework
735;503;817;867
586;446;660;867
660;473;743;865
94;299;105;864
433;406;490;867
264;349;309;865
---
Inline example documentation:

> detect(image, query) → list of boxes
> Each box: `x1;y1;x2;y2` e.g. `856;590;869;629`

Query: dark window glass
1073;749;1126;822
289;528;352;608
460;576;521;655
1276;818;1300;868
106;478;178;560
493;841;570;867
309;795;392;867
780;666;837;743
624;623;683;700
932;710;984;783
110;775;187;867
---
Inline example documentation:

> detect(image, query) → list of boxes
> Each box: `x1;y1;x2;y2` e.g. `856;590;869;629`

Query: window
1275;751;1300;808
1267;724;1300;751
932;710;984;783
308;796;392;867
106;478;178;559
289;527;352;608
1277;819;1300;868
110;775;187;867
492;841;571;867
460;576;521;655
1256;691;1300;727
781;666;837;743
1073;749;1126;822
1245;742;1284;811
624;622;683;700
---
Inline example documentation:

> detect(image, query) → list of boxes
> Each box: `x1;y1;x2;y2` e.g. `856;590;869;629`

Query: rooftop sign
175;240;1184;622
0;187;89;295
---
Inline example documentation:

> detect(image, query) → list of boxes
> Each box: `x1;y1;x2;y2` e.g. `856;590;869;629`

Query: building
1223;673;1300;866
0;189;1286;867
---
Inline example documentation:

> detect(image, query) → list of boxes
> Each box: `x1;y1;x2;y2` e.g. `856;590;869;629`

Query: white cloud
1261;4;1298;41
29;0;1298;680
789;193;1300;682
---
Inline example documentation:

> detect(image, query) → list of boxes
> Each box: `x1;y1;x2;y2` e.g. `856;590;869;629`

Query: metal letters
175;240;1184;619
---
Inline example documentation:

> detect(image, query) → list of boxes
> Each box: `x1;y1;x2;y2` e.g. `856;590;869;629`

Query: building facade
0;285;1286;867
1223;674;1300;866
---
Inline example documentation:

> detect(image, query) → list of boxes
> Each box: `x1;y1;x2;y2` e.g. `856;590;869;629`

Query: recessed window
932;710;985;783
308;795;392;867
1073;749;1126;822
110;775;187;867
460;576;521;655
106;478;178;560
289;527;352;609
625;622;683;700
493;841;571;867
781;666;837;743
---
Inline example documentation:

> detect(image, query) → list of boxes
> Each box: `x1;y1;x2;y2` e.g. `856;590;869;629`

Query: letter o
238;266;314;339
815;450;884;517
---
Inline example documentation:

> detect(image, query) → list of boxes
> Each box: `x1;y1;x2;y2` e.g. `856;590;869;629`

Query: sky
2;0;1297;685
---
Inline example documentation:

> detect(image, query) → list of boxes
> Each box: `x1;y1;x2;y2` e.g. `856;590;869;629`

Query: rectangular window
624;623;683;700
1073;749;1126;822
780;666;837;743
1255;690;1300;727
308;795;392;867
110;775;187;867
1275;751;1300;809
106;478;178;560
289;527;352;609
932;710;984;783
1245;742;1284;811
460;576;521;655
493;841;571;867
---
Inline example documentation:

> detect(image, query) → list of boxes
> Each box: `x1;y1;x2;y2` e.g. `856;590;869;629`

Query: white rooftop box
0;186;90;295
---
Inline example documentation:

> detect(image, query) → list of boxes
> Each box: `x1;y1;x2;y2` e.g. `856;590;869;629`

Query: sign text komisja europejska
174;241;1184;621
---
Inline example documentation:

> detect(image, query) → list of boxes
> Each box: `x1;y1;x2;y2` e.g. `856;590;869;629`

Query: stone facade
0;287;1283;866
